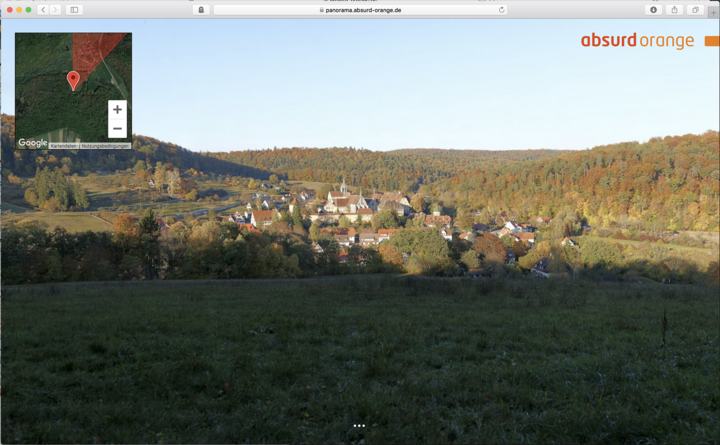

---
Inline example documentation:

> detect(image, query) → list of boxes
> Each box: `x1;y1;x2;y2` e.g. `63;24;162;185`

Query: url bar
213;5;508;16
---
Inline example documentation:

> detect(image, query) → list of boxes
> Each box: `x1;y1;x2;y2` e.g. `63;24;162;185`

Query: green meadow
2;277;718;444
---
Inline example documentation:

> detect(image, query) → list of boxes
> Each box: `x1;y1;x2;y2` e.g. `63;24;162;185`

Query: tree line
24;166;90;211
4;206;717;286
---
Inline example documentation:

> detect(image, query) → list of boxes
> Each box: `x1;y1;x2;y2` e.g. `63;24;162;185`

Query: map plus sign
114;105;122;114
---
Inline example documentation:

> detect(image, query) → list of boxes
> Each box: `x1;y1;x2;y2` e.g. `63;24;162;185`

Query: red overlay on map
72;33;126;89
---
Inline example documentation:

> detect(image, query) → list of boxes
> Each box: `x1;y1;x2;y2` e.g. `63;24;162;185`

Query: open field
3;277;718;444
1;202;34;214
0;198;243;233
285;180;327;191
1;212;111;233
579;235;718;254
79;186;177;212
671;231;720;241
286;180;361;194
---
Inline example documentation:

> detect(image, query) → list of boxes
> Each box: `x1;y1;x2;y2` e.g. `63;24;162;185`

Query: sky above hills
2;19;718;152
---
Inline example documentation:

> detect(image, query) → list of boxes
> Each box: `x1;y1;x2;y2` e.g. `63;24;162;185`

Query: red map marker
67;71;80;91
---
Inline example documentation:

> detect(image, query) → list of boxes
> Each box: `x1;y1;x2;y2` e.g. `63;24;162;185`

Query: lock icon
198;6;204;13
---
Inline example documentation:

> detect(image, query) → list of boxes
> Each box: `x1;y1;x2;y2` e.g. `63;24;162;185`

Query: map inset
15;33;132;148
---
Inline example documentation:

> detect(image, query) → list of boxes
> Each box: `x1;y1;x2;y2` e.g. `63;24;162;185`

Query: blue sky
2;19;718;152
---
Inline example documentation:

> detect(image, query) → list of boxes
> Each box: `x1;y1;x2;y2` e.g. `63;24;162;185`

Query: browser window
1;2;719;444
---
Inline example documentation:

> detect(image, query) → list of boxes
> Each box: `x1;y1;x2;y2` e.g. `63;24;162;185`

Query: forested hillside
1;115;270;179
3;113;718;232
208;147;571;191
3;114;568;190
418;131;720;233
388;148;564;160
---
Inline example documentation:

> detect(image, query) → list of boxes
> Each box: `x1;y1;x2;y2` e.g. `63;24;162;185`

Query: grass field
1;212;111;233
3;277;718;444
1;202;34;214
286;181;361;194
580;235;718;254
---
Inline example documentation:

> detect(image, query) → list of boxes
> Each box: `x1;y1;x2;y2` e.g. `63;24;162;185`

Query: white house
228;212;246;224
289;198;299;214
250;209;279;227
262;200;284;210
504;221;522;233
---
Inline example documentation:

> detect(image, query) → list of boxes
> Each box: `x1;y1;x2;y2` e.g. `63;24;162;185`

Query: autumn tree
501;234;515;249
458;213;474;231
166;171;181;195
518;250;541;271
43;197;60;213
378;244;404;270
154;169;167;193
24;189;39;207
461;249;481;269
371;211;399;230
512;240;528;258
410;194;426;213
473;232;505;265
178;177;197;195
113;213;140;248
319;183;333;200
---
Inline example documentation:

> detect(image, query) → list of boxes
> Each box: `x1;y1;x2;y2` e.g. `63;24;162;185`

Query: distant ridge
387;148;571;161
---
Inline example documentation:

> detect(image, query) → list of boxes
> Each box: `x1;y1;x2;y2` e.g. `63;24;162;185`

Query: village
151;178;569;278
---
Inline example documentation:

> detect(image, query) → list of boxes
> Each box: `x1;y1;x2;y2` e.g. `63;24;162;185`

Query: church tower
357;187;368;209
340;177;348;196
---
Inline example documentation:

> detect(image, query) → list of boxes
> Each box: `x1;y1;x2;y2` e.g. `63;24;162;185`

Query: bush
8;174;25;185
186;189;198;201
